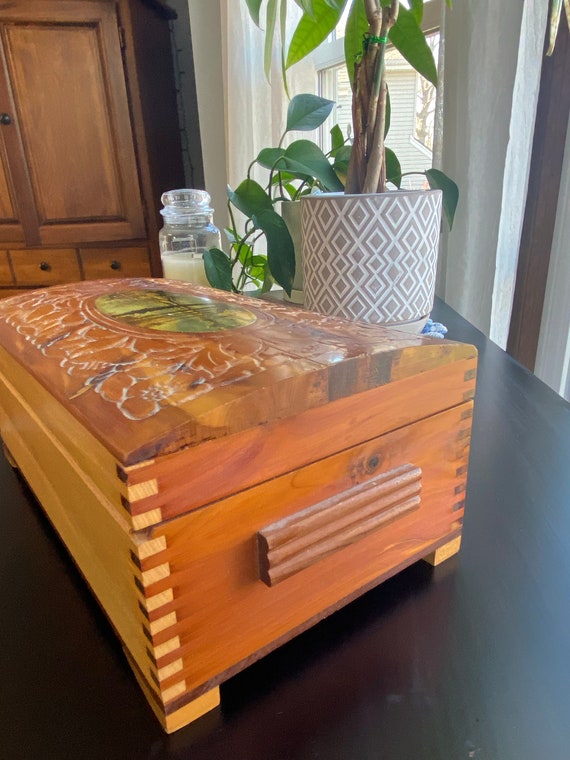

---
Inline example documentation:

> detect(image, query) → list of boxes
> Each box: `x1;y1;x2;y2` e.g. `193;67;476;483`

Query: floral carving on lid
0;281;266;421
0;279;426;429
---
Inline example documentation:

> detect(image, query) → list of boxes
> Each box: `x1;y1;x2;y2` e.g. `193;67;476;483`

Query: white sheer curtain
186;1;229;232
439;0;548;343
221;0;275;191
220;1;315;192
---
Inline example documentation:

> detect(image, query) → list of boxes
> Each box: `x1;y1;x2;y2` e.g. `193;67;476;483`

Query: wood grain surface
0;278;476;465
0;281;478;732
258;464;423;585
133;401;470;709
11;298;564;760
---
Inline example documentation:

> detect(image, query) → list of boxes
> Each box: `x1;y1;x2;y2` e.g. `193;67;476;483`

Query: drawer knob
110;260;121;270
0;113;11;125
39;261;51;272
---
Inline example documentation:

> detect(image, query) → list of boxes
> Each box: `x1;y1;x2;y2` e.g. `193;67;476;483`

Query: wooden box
0;279;477;732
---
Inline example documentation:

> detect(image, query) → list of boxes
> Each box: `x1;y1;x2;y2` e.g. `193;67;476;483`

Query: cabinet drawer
10;249;81;286
0;251;13;285
80;247;151;279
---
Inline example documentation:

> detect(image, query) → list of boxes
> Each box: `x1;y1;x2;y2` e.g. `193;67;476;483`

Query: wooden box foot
124;647;220;732
423;536;462;566
161;689;221;734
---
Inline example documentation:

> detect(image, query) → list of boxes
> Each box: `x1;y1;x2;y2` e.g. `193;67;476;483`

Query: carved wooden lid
0;279;476;464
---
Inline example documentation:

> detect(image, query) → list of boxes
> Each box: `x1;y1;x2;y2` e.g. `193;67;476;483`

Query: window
414;33;439;151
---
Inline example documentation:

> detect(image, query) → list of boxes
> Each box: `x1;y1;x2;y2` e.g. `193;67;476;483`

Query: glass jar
159;189;221;286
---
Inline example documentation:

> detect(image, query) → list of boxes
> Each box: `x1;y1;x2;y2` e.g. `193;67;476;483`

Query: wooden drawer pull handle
110;260;121;270
39;261;51;271
257;463;422;587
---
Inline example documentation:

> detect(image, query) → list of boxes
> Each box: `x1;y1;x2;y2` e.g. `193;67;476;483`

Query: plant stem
363;0;383;154
362;0;399;194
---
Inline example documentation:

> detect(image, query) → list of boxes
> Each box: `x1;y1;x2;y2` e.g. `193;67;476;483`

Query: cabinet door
1;1;146;246
0;59;30;245
0;143;25;245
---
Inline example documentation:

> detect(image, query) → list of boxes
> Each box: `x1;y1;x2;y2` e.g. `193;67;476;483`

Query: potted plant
242;0;458;330
203;93;347;299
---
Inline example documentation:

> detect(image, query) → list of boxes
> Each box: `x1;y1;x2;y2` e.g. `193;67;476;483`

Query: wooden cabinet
0;0;188;298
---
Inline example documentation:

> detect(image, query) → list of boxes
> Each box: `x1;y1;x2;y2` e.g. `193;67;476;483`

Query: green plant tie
363;33;388;52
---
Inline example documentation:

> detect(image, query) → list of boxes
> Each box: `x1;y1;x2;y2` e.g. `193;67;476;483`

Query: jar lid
161;189;211;210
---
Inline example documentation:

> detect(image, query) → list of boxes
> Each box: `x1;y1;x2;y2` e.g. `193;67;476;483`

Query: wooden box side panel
137;402;472;711
0;346;127;516
122;357;477;527
0;371;153;681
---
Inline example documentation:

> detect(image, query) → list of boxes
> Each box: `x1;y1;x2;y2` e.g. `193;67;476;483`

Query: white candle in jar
161;252;210;286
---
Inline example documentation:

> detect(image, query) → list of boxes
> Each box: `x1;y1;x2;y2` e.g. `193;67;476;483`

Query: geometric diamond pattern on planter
301;190;443;328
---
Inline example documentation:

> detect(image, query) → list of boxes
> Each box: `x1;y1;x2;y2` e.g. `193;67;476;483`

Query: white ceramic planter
301;189;442;330
280;201;304;304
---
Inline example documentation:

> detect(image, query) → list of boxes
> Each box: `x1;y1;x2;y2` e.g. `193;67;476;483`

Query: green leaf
264;0;278;82
385;88;391;137
270;171;314;192
249;264;266;280
270;170;306;185
286;0;348;69
293;0;314;16
227;179;272;218
408;0;424;25
389;6;438;87
385;148;402;188
344;0;368;89
333;145;351;162
285;93;335;132
425;168;459;230
330;123;344;153
203;248;233;291
237;243;254;266
270;179;300;198
260;265;274;294
283;182;299;198
280;0;290;96
257;147;286;170
282;140;343;192
332;145;351;177
251;209;295;295
548;0;563;55
244;0;263;27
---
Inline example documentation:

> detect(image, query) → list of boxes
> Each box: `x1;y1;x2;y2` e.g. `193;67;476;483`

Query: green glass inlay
95;289;257;333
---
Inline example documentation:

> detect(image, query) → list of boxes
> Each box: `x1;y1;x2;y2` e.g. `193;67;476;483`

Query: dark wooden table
2;300;569;760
